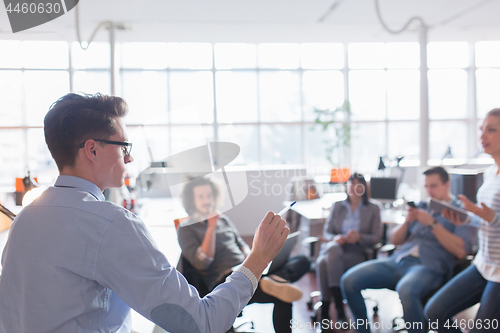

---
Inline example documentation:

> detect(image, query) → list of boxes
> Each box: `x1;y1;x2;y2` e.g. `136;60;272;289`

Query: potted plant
312;100;352;182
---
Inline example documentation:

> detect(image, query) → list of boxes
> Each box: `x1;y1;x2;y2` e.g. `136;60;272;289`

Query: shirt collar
342;199;363;212
427;195;460;207
54;175;105;201
449;194;461;207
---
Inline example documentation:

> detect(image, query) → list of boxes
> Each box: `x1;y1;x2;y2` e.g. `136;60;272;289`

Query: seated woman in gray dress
315;173;382;324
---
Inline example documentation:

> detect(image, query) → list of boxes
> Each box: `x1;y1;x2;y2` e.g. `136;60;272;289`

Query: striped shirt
471;165;500;283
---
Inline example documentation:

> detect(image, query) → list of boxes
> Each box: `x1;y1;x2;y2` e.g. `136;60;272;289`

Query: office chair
305;237;383;322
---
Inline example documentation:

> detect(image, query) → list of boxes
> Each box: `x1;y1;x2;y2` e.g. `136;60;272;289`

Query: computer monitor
370;177;398;203
449;169;484;204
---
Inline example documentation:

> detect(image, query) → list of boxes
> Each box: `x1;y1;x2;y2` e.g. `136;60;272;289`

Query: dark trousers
248;285;293;333
220;255;310;333
252;255;310;333
270;254;311;283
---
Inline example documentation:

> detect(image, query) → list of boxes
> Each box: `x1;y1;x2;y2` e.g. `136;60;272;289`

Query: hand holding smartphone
405;201;418;223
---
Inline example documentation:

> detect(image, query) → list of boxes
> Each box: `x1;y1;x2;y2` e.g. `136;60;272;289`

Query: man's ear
82;140;98;162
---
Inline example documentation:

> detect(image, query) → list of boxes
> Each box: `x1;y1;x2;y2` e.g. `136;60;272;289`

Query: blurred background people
315;173;382;325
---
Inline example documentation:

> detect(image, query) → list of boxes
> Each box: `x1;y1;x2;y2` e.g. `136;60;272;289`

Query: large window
0;40;498;187
347;42;420;173
0;41;70;185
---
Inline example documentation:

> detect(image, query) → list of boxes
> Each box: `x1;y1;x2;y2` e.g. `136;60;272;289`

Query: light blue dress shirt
340;200;362;235
0;175;254;333
391;197;477;279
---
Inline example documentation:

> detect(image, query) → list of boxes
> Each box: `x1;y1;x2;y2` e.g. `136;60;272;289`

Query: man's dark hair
347;172;369;206
44;93;128;171
181;176;222;216
423;166;449;184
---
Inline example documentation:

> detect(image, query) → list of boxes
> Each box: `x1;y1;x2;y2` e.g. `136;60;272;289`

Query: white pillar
109;23;116;95
419;24;430;201
419;24;429;170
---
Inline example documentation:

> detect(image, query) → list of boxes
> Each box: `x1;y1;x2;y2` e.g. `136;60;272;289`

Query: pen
278;201;296;216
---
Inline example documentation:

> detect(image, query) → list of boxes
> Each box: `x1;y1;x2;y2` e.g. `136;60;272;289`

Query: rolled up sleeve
177;224;211;271
195;247;214;268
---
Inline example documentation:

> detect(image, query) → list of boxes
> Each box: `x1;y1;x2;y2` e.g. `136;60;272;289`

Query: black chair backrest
181;257;210;297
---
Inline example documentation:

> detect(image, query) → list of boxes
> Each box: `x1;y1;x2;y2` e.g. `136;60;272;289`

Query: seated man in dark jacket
178;176;310;333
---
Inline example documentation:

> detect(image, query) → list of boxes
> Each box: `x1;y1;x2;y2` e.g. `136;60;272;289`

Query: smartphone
407;201;416;208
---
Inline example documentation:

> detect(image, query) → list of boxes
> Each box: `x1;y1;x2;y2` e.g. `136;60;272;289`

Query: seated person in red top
177;176;310;333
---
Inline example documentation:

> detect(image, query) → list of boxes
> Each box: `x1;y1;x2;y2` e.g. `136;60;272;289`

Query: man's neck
193;214;208;221
60;167;103;191
436;193;452;202
193;211;216;221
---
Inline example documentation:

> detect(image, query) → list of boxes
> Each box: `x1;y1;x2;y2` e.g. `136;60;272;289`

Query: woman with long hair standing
425;109;500;332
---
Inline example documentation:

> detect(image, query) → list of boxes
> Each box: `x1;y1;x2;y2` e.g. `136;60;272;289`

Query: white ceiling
1;0;499;43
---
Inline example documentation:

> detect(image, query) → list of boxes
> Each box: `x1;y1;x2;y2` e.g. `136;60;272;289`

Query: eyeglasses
79;139;133;157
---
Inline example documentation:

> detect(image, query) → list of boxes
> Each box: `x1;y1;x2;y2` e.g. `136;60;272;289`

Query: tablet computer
429;198;469;222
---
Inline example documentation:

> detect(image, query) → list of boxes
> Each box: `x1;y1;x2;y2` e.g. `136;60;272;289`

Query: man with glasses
78;139;133;157
0;93;290;333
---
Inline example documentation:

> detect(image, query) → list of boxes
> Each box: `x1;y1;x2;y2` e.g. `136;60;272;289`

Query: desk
284;193;346;257
381;209;406;225
137;197;185;228
379;209;406;244
287;194;406;227
286;193;347;223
